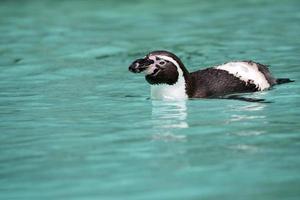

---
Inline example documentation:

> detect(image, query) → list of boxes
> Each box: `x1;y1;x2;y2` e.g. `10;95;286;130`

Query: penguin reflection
151;100;188;141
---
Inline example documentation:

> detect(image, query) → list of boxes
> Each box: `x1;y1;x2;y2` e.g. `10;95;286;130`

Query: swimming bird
128;50;293;101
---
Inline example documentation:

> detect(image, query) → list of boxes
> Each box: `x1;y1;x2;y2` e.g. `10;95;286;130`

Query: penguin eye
159;61;166;65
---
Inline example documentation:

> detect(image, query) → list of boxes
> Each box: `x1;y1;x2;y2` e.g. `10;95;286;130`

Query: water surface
0;0;300;199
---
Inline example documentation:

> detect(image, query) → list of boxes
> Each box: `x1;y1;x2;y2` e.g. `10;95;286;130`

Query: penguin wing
190;68;259;97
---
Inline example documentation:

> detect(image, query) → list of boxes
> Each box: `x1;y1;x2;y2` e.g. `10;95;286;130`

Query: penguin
128;50;293;100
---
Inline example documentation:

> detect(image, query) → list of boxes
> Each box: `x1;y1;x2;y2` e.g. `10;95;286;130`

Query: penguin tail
276;78;294;85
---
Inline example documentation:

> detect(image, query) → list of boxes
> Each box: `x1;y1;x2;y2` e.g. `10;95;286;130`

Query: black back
188;68;258;98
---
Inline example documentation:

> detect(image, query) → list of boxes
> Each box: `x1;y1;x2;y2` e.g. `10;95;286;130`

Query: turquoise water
1;0;300;199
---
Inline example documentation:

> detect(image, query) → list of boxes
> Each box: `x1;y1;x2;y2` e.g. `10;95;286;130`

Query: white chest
150;75;188;100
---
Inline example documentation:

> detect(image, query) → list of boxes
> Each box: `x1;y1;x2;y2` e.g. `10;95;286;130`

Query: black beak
128;58;154;73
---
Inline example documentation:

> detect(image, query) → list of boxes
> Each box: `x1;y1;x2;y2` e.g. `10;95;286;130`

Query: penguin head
129;50;188;85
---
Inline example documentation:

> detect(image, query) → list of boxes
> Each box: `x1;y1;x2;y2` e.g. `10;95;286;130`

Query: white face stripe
215;62;270;90
155;55;181;73
143;55;168;75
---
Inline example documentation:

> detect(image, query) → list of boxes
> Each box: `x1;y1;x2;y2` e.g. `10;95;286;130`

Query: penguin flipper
276;78;294;85
219;95;272;103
